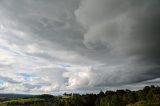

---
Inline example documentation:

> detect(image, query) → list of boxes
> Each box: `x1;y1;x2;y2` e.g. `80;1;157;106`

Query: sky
0;0;160;94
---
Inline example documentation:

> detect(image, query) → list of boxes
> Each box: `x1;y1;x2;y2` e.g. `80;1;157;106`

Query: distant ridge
0;93;32;98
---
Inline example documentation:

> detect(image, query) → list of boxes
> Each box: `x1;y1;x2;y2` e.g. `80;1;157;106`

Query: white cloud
0;0;159;94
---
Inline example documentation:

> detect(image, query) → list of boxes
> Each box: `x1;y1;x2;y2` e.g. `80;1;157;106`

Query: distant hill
0;86;159;106
0;93;32;98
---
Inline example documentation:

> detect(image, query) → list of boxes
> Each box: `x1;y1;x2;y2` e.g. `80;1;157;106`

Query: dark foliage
0;85;160;106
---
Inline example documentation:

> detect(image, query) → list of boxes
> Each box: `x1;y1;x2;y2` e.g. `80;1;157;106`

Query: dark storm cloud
0;0;83;49
75;0;160;87
0;0;160;93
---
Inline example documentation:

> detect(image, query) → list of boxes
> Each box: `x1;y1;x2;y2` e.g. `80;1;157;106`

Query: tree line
1;85;160;106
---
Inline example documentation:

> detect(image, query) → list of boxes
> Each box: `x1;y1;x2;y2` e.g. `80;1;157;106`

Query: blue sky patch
60;64;71;68
17;73;32;80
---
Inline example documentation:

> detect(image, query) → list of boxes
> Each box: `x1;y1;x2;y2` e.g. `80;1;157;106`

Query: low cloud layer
0;0;159;94
75;0;160;86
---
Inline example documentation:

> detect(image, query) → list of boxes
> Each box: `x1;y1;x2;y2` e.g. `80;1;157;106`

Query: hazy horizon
0;0;160;95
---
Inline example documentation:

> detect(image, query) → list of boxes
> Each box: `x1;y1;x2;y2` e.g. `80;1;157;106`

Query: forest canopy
0;85;160;106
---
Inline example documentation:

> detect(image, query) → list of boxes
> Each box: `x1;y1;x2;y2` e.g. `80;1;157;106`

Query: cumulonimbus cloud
75;0;160;86
0;0;160;93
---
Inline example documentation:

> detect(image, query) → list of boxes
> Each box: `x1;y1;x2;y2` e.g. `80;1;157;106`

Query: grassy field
0;98;44;106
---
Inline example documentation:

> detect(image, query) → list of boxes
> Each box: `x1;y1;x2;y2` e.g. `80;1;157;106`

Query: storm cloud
75;0;160;85
0;0;160;94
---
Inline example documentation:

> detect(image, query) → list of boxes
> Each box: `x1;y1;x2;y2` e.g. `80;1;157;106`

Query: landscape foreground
0;85;160;106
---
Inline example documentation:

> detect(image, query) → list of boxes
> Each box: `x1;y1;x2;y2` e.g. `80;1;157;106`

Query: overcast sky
0;0;160;94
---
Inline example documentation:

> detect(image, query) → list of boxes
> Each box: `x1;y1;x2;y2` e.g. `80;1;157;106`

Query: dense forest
0;85;160;106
